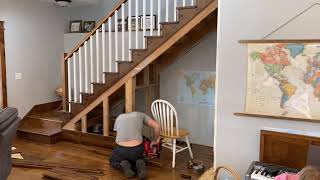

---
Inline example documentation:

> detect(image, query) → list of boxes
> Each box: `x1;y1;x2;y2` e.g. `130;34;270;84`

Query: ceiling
40;0;101;7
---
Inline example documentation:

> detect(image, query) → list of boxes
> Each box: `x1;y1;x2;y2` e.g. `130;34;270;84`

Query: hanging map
177;70;215;107
246;43;320;119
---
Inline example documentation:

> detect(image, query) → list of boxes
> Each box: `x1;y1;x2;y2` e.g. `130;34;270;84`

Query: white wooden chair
151;99;193;168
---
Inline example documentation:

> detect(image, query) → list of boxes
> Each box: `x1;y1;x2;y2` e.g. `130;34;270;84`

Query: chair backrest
151;99;179;137
214;166;241;180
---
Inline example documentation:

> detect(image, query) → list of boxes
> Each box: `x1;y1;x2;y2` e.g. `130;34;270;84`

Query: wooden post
125;77;136;113
81;115;87;133
62;58;68;112
103;97;109;136
0;21;7;108
144;66;151;114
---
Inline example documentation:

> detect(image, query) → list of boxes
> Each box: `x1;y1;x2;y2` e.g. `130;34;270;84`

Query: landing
9;138;213;179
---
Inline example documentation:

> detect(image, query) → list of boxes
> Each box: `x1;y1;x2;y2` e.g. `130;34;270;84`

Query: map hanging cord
262;3;320;40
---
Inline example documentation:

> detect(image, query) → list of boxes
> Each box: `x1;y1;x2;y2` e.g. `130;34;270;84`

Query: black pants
109;144;144;170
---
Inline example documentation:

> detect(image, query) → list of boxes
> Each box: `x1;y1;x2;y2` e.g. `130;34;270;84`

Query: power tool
143;136;163;159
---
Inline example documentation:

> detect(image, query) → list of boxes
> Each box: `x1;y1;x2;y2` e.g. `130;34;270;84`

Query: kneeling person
109;111;161;179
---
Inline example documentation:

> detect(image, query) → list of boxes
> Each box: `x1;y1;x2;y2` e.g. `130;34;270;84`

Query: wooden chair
199;166;241;180
151;99;193;168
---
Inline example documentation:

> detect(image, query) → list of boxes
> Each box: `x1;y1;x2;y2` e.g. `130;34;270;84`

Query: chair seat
160;128;190;138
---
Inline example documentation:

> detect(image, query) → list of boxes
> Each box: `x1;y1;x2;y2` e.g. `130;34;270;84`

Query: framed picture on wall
128;16;141;31
69;20;82;33
139;15;157;30
83;21;96;33
117;18;128;31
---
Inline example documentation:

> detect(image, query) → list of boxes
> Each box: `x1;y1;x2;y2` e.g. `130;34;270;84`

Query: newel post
61;56;69;112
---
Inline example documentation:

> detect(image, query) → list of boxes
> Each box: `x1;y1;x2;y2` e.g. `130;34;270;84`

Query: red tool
143;136;162;159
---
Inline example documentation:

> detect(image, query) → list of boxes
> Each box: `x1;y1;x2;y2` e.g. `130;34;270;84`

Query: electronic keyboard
245;161;300;180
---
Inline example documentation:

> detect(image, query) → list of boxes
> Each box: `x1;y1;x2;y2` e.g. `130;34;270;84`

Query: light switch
15;73;22;80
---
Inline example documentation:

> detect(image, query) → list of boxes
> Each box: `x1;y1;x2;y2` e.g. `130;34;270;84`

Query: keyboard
245;161;300;180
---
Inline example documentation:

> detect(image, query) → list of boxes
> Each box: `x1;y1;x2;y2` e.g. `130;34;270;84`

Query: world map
246;43;320;119
177;70;215;107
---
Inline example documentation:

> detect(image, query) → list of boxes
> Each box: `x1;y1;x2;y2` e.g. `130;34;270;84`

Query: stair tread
18;117;61;136
130;48;147;51
160;21;179;25
28;110;63;122
177;5;197;10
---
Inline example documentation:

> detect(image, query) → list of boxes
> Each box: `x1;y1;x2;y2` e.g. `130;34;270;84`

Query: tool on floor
143;136;163;168
180;174;192;179
143;136;163;159
187;160;205;174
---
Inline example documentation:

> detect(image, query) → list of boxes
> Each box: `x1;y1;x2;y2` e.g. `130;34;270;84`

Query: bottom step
17;117;62;144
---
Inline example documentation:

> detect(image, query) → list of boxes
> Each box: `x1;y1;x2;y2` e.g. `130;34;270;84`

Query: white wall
160;31;216;147
0;0;64;117
215;0;320;177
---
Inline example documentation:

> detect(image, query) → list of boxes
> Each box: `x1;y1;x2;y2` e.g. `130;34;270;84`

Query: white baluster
191;0;194;6
158;0;161;36
166;0;169;22
102;23;106;80
90;36;94;93
79;47;83;103
135;0;139;49
67;59;72;112
128;0;132;61
84;41;89;93
108;17;113;72
183;0;186;6
96;29;100;83
143;0;146;48
121;4;125;61
73;54;78;103
150;0;154;36
115;10;119;62
174;0;177;21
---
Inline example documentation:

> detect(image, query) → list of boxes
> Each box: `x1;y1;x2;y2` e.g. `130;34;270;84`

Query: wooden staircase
18;0;218;145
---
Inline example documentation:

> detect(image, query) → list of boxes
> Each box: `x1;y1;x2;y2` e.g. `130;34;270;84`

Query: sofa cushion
0;107;18;132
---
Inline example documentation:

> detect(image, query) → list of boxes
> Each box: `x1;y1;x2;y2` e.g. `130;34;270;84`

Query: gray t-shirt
114;112;151;143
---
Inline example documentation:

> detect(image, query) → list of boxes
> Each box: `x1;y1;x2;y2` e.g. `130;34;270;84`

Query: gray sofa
0;107;20;180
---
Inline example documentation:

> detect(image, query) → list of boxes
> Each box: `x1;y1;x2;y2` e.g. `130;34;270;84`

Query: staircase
18;0;218;145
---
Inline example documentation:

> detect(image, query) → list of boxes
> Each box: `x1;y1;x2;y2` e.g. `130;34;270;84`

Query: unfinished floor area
9;138;213;180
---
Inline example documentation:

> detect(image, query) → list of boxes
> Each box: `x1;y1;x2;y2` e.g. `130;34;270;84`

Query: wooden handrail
64;0;128;61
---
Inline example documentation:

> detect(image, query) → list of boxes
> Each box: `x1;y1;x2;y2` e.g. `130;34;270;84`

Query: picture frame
128;16;141;31
83;21;96;33
69;20;82;33
139;15;157;30
117;18;128;31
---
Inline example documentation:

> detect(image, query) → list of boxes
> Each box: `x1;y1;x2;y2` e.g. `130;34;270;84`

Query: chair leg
186;136;193;159
172;139;176;168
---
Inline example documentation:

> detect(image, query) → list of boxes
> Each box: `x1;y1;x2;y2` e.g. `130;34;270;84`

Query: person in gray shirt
109;111;160;180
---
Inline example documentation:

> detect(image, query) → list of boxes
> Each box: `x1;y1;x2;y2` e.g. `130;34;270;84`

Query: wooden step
17;117;62;144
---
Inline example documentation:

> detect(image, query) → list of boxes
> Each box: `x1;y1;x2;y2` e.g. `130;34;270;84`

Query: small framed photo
83;21;96;33
129;16;141;31
70;20;82;33
140;15;157;30
117;18;128;31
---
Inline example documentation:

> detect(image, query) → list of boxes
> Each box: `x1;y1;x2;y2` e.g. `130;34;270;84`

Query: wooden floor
9;138;213;180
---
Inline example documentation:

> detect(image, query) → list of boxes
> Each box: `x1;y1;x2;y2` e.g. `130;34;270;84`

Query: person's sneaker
120;160;136;178
136;159;147;180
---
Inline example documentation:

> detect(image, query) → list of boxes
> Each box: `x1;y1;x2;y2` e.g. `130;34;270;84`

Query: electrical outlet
15;73;23;80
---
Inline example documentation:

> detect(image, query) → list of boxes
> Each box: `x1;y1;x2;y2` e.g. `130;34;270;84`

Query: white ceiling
40;0;101;7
